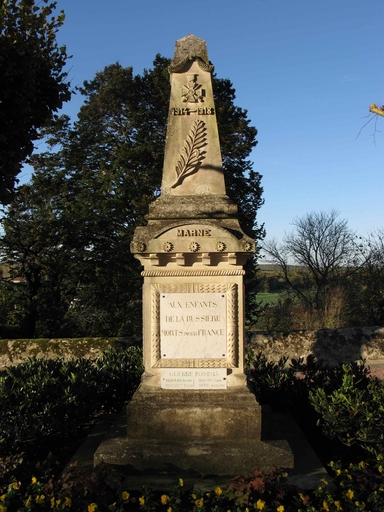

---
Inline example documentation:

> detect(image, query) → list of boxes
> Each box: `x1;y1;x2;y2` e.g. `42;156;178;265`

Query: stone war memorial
95;35;293;477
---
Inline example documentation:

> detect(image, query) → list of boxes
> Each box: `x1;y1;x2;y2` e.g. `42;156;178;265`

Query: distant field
256;292;281;305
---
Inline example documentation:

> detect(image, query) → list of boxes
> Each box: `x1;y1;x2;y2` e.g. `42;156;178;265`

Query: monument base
94;386;294;476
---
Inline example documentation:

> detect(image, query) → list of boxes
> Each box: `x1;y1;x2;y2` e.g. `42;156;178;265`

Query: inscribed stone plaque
160;292;227;359
161;368;227;389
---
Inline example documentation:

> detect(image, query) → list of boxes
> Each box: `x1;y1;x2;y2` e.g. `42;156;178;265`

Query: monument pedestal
94;35;293;477
95;387;293;475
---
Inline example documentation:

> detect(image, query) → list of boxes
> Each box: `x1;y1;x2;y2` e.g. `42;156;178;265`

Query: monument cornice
141;269;246;277
168;55;214;74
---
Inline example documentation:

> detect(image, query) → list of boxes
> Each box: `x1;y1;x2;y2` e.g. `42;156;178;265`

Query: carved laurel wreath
171;120;207;188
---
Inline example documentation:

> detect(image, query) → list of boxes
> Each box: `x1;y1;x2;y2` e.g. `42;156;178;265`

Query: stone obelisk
95;35;293;476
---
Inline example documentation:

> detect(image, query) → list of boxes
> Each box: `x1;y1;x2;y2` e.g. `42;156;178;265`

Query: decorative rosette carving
216;241;226;252
134;242;146;253
242;240;253;252
189;241;200;252
163;242;173;252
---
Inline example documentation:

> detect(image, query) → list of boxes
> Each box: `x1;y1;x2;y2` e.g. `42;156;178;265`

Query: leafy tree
262;210;360;329
0;56;264;337
0;0;70;204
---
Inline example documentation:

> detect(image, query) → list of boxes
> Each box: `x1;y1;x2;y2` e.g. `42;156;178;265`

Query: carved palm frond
171;120;207;188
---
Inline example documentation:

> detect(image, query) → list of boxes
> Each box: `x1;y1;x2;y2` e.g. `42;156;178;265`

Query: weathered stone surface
172;34;210;69
0;337;133;369
125;386;262;441
94;437;293;476
161;35;224;197
247;326;384;365
94;385;294;475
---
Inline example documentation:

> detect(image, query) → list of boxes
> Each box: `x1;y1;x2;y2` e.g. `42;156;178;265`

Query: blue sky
26;0;384;242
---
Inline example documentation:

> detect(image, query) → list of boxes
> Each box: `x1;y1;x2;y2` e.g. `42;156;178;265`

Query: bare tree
350;229;384;325
369;104;384;117
263;210;360;328
357;104;384;143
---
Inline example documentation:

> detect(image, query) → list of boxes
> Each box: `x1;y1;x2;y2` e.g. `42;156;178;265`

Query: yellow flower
11;482;19;491
167;508;172;512
36;494;45;504
0;505;7;512
88;504;98;512
0;496;6;502
335;501;342;511
179;478;184;487
51;497;55;508
336;469;341;476
25;497;32;507
359;461;365;469
122;492;130;501
139;496;145;506
214;487;222;496
277;506;285;512
346;489;354;500
379;465;383;473
323;501;330;511
161;495;169;505
195;498;204;508
321;478;328;485
256;499;265;510
245;508;250;512
31;477;37;485
65;497;72;507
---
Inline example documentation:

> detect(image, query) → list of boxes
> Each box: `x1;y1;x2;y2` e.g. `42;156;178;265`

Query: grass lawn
256;292;281;305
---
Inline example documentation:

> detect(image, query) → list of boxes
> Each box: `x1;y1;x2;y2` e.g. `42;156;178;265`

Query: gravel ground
367;363;384;379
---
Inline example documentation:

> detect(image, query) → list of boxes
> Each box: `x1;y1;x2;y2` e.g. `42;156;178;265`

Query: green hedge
0;346;143;485
2;350;384;510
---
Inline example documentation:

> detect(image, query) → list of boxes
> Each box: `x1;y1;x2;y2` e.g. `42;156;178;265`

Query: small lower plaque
161;368;227;389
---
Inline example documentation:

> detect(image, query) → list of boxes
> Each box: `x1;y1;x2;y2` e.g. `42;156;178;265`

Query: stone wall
247;326;384;365
1;327;384;370
0;338;138;370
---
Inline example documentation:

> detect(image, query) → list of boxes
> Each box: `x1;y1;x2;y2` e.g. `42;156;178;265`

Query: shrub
310;366;384;457
246;352;374;464
0;346;143;486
